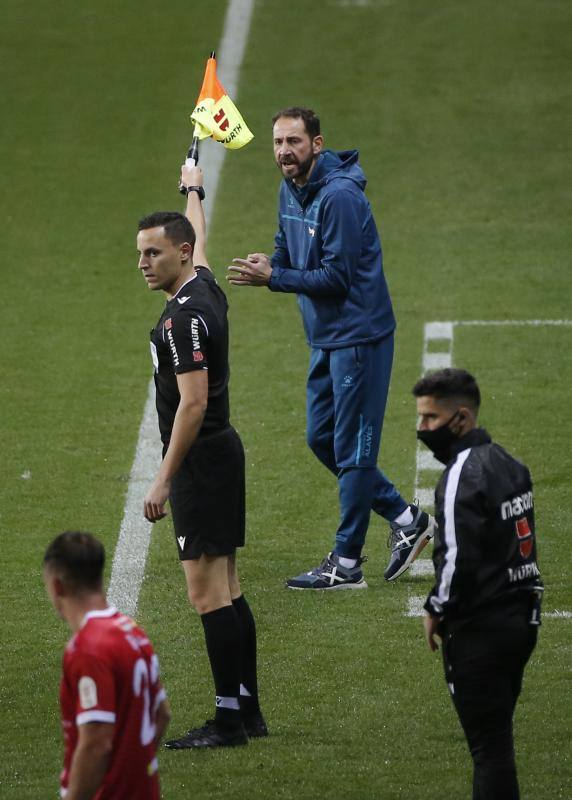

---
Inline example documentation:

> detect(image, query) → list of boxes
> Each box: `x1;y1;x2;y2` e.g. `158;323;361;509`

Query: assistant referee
415;368;542;800
136;164;266;748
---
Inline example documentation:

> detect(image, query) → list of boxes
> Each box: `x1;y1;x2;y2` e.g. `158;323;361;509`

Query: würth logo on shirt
190;317;204;363
166;328;179;367
191;318;200;349
515;517;534;559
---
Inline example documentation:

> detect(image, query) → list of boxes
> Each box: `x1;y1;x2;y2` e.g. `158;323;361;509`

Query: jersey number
132;655;159;746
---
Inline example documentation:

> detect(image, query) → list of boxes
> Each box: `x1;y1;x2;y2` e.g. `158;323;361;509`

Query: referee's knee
186;584;207;613
187;585;232;615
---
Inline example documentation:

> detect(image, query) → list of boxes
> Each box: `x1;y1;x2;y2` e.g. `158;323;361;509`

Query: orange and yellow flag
190;56;253;150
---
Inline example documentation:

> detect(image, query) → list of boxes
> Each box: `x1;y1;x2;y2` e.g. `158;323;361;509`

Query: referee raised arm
136;164;266;749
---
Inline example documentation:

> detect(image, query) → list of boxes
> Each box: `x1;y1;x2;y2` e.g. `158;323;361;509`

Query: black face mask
416;411;462;465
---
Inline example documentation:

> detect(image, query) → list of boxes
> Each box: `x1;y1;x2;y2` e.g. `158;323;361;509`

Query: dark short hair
272;107;321;139
412;368;481;411
43;531;105;592
138;211;196;249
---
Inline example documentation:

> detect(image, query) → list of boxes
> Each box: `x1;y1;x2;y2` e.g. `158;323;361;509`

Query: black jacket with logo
424;428;543;628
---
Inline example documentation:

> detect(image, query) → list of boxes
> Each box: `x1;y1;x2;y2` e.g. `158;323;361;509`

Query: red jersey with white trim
59;607;165;800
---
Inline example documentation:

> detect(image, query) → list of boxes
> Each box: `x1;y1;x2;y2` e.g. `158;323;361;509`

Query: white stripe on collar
81;606;118;627
172;273;198;299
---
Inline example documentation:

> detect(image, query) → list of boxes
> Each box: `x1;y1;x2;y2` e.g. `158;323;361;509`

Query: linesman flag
190;55;253;150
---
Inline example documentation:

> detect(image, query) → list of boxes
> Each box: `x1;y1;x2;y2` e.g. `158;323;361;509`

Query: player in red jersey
43;530;171;800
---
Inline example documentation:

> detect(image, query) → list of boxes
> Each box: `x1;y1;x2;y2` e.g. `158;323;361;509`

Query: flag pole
179;50;215;194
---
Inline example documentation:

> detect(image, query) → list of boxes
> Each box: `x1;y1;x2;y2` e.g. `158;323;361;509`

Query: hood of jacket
286;149;366;208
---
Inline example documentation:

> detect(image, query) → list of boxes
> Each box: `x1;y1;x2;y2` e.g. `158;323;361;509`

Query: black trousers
442;608;537;800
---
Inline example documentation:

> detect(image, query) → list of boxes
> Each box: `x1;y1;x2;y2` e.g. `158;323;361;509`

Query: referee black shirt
150;267;230;445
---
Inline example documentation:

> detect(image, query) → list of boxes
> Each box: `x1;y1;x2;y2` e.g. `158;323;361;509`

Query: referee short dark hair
43;531;105;592
412;368;481;411
138;211;196;249
272;107;321;139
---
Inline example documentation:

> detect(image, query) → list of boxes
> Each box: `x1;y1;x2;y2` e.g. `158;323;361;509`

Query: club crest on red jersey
515;517;533;558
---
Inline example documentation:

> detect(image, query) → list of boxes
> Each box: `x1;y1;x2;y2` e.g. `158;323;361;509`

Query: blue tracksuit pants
306;334;407;558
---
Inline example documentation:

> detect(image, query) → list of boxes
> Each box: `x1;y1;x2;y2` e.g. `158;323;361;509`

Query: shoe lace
387;529;400;550
387;500;420;549
316;553;335;571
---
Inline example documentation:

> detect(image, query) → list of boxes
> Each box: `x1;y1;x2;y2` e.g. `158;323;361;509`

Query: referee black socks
232;594;260;716
201;605;242;729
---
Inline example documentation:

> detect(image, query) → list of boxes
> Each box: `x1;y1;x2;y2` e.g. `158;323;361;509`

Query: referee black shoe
164;719;248;749
384;504;435;581
243;710;269;738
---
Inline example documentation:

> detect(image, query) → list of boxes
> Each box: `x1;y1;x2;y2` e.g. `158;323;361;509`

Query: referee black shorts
168;426;246;560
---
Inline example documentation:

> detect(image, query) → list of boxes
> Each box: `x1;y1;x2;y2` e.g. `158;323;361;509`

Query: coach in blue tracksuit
228;107;433;589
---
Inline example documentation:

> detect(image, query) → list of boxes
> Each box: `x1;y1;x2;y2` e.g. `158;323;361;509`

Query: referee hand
144;478;170;523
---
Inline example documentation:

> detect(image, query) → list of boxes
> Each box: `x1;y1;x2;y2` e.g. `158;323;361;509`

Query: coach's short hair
138;211;196;249
272;107;321;139
43;531;105;592
412;368;481;411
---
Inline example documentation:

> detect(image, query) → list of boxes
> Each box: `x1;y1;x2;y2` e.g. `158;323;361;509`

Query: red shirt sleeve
67;649;117;726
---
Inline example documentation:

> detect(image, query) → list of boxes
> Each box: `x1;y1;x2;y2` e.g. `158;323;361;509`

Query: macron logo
177;296;190;305
501;491;533;520
177;536;186;550
308;227;315;237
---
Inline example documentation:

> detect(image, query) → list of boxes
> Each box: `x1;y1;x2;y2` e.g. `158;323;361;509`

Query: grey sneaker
287;552;368;590
384;505;435;581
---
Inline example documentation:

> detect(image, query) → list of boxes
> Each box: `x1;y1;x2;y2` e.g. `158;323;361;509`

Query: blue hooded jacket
269;149;395;349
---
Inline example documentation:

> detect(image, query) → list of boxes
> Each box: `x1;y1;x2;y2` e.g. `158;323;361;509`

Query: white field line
409;560;434;577
406;606;572;619
456;320;572;327
405;596;426;617
108;0;255;617
407;321;454;587
405;319;572;618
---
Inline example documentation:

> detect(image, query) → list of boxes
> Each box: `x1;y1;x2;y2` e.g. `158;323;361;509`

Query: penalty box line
407;319;572;619
107;0;256;618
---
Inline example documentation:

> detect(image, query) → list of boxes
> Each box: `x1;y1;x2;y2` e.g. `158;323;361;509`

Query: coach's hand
227;254;272;286
144;478;170;523
423;613;441;652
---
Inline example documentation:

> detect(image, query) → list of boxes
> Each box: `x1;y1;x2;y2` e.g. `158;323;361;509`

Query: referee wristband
184;185;205;200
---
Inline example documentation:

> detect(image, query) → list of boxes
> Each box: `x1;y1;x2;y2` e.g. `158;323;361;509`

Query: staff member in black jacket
414;368;542;800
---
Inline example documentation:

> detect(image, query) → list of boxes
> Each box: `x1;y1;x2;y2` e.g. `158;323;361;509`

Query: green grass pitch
1;1;570;798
